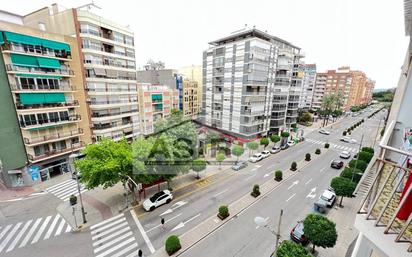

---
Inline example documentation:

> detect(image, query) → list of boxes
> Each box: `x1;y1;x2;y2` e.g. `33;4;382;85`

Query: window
59;111;69;121
126;48;135;57
23;114;37;126
80;23;100;36
49;112;59;122
125;36;134;46
38;22;46;31
34;144;49;156
113;32;124;43
37;113;48;124
19;77;35;89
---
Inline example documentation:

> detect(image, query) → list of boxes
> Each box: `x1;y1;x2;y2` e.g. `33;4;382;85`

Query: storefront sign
28;166;40;181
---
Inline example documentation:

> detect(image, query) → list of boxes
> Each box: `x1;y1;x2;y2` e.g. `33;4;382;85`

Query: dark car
290;221;308;245
331;160;344;169
231;161;248;171
280;144;289;150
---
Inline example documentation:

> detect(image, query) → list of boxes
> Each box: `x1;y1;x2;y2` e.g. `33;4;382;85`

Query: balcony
1;43;71;60
10;82;75;92
27;141;85;163
24;128;83;146
17;100;79;110
20;114;81;129
6;64;74;76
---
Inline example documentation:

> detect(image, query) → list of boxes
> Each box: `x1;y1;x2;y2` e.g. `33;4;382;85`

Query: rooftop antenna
77;1;102;10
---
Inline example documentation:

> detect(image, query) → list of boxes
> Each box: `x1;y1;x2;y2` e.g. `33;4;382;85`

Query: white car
340;150;351;159
287;140;295;147
261;150;270;158
270;146;281;154
143;190;173;211
319;129;330;135
350;139;357;144
340;136;351;143
320;189;336;207
249;153;263;163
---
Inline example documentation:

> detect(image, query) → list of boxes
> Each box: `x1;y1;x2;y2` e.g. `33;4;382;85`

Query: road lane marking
6;220;32;252
31;215;52;244
213;189;229;198
305;178;313;185
0;222;22;253
90;213;124;230
147;213;183;233
171;213;201;232
286;193;296;202
320;167;326;173
306;187;317;198
94;231;133;253
131;210;155;254
19;218;42;248
95;237;135;257
92;226;130;247
91;217;126;235
287;180;299;190
43;214;60;240
244;174;256;181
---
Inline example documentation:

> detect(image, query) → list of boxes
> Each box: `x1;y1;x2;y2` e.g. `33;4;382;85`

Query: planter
274;177;283;182
217;205;229;220
69;195;77;206
165;235;181;256
217;213;229;220
251;191;260;198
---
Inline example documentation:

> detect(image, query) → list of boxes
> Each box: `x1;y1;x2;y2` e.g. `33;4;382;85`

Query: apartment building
0;17;91;187
179;65;203;116
298;64;316;109
22;4;140;141
202;28;302;140
312;67;375;111
182;79;200;117
138;84;179;135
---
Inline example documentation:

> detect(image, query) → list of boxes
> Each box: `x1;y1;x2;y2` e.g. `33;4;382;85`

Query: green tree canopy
192;158;206;178
358;151;373;163
330;176;356;206
299;112;312;123
348;159;368;172
303;214;338;253
340;167;363;183
232;145;245;161
260;137;269;149
246;141;259;156
76;138;132;189
276;240;312;257
270;134;281;146
281;131;290;138
216;153;225;169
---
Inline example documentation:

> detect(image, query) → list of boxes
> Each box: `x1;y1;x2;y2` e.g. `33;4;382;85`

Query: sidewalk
0;180;34;200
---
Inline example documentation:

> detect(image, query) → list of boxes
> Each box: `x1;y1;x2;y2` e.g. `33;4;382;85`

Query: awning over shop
151;94;163;101
20;93;66;105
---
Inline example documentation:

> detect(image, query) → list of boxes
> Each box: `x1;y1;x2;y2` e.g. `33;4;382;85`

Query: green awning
0;32;4;45
37;57;61;69
151;94;163;101
28;125;62;131
16;74;62;79
3;31;70;52
20;93;66;105
11;54;38;67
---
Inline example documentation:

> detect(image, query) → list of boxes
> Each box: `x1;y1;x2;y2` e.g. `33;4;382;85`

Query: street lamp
254;209;283;255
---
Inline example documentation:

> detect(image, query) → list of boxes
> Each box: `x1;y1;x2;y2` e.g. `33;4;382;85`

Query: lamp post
69;154;87;224
254;209;283;256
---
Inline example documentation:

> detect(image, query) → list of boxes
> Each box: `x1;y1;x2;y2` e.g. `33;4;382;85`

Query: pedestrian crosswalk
90;213;140;257
306;138;357;153
0;214;71;253
45;178;87;201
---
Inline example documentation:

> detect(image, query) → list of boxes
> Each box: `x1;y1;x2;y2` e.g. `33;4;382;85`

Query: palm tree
321;95;335;127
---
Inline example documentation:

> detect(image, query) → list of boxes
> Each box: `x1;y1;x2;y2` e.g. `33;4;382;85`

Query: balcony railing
24;128;83;145
6;64;74;76
28;141;85;162
20;114;81;128
10;82;74;91
1;43;71;59
92;109;138;118
17;100;79;110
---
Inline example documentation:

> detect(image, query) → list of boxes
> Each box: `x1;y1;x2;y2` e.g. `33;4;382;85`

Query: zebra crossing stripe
92;226;130;247
94;231;133;253
43;214;60;240
0;222;22;253
31;216;52;244
62;189;87;202
90;214;124;230
95;237;135;257
65;224;72;233
111;243;138;257
19;218;42;248
0;225;12;241
54;218;66;236
91;222;128;241
6;220;32;252
91;217;126;235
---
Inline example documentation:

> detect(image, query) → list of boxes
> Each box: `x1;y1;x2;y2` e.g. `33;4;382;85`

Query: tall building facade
138;84;179;135
178;65;203;117
312;67;375;111
0;17;91;186
202;28;302;140
23;4;140;142
182;79;200;117
298;64;316;109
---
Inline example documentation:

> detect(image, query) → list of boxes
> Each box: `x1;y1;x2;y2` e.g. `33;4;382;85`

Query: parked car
270;146;281;154
290;221;308;245
331;160;344;169
320;188;336;207
281;144;289;150
319;129;330;135
231;161;248;171
249;153;263;163
350;139;357;144
261;150;270;158
340;136;351;143
287;140;295;147
143;190;173;211
340;150;351;159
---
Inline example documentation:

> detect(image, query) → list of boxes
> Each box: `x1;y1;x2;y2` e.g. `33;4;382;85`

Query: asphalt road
0;106;385;257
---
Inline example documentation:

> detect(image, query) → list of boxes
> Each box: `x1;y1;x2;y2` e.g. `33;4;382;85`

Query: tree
216;153;225;170
270;134;281;147
281;132;290;146
361;147;374;154
348;159;368;172
340;167;363;183
246;141;259;156
330;177;356;206
260;137;269;149
76;138;133;189
232;145;245;162
321;95;335;126
192;158;206;179
206;132;221;157
299;112;312;123
276;240;312;257
303;214;338;253
358;151;373;163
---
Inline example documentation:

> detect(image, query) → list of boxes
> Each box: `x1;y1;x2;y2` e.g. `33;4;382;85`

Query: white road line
31;215;52;244
0;222;22;253
185;213;201;224
286;193;296;202
65;223;72;233
94;231;133;253
320;167;326;173
305;178;313;185
111;242;138;257
62;189;88;201
91;223;127;240
146;213;183;233
54;218;66;236
0;224;12;241
90;213;124;230
131;210;155;254
19;218;42;248
6;220;32;252
95;237;135;257
91;217;126;235
92;226;130;247
43;214;60;240
251;168;257;171
213;189;229;198
46;179;75;190
49;180;77;193
244;174;256;181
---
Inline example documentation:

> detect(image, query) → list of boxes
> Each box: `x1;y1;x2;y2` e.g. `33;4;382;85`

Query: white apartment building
22;4;140;142
299;64;316;109
312;73;326;109
202;28;302;140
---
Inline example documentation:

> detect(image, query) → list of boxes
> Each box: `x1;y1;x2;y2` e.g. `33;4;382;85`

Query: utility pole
275;209;283;253
352;134;364;182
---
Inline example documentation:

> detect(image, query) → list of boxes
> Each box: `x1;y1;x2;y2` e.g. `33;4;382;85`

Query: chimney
51;3;59;15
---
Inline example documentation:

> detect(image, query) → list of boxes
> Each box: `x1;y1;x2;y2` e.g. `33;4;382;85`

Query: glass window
113;32;124;43
49;112;59;122
37;113;48;124
125;36;134;46
59;111;69;121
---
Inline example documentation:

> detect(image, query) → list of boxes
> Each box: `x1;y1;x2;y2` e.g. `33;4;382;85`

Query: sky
1;0;408;89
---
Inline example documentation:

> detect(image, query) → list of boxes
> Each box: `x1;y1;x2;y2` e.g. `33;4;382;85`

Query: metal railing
10;82;74;91
28;141;85;161
2;43;71;59
20;114;81;128
6;64;74;76
24;128;83;145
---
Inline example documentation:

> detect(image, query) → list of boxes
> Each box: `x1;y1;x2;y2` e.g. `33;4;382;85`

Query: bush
251;184;260;197
324;143;330;149
315;148;321;155
380;128;385;137
281;131;290;138
362;147;374;154
218;205;229;219
349;159;368;172
358;151;373;163
340;167;363;183
69;195;77;206
343;131;347;136
305;153;311;161
291;162;297;171
165;235;181;255
275;170;283;181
